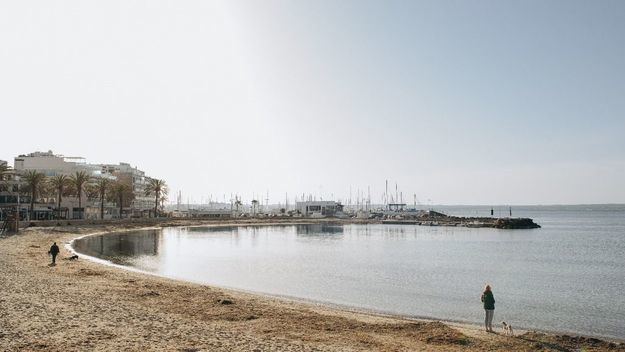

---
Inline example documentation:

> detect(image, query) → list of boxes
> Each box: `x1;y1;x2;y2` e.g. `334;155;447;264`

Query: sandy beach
1;221;623;352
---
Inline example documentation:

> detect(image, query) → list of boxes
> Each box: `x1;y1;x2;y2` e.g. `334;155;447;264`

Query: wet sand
1;221;623;351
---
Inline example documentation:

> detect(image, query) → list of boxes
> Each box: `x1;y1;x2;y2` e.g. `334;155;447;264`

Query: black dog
66;255;79;261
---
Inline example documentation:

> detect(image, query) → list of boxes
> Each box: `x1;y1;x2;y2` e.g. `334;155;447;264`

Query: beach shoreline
1;220;622;351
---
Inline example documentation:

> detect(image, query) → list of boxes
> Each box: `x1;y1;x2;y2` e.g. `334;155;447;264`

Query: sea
72;204;625;340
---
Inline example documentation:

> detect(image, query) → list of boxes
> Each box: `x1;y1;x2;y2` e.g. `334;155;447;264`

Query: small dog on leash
501;321;514;336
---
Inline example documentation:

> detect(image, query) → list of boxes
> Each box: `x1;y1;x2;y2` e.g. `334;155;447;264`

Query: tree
50;175;69;216
0;163;9;181
49;175;70;218
251;199;259;216
158;193;168;216
92;178;111;220
0;164;11;192
234;198;242;214
144;178;167;217
70;171;90;219
111;178;134;219
23;170;46;220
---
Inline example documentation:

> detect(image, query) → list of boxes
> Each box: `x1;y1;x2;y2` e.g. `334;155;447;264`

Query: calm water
73;205;625;340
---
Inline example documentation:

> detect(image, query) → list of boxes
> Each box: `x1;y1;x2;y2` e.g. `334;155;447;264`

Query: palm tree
111;180;134;219
23;170;46;220
70;171;90;219
0;164;11;192
251;199;259;216
93;178;111;220
234;198;242;214
144;178;167;217
0;163;9;181
49;175;69;218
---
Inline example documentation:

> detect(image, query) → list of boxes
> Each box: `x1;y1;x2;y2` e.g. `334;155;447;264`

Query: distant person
49;242;60;264
481;284;495;332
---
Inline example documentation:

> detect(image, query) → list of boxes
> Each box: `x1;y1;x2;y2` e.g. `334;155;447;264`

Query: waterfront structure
14;151;101;178
11;151;102;219
187;209;233;219
12;151;108;219
296;201;343;217
0;161;24;222
3;150;159;220
387;203;407;211
100;162;155;218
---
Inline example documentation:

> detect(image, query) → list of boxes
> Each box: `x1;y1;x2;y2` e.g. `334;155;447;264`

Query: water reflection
74;230;160;263
295;224;344;235
187;226;238;233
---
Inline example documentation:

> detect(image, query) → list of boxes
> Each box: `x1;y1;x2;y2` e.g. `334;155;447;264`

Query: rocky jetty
382;211;541;229
493;217;541;229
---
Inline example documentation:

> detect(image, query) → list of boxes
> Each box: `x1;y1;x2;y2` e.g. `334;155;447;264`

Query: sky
1;0;624;205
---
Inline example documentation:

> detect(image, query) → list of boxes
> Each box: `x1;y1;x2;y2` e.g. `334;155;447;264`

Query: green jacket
481;291;495;310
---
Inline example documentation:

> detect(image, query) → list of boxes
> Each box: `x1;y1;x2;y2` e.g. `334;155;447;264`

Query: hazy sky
1;0;624;205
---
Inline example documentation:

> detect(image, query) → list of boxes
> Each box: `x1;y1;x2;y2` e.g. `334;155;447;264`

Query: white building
12;151;108;219
14;151;101;178
296;201;344;217
100;162;155;217
0;160;22;221
11;151;157;219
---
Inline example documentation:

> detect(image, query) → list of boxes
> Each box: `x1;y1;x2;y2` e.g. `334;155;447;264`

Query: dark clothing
49;244;60;264
49;244;60;255
481;291;495;310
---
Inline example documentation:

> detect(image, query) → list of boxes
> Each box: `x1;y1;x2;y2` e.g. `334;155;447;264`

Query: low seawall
382;217;540;229
15;215;540;231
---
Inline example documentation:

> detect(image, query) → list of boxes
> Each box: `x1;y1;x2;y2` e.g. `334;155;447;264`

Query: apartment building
100;162;155;217
3;151;158;219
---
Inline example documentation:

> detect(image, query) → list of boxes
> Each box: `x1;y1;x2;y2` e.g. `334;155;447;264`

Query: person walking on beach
481;284;495;332
49;242;60;265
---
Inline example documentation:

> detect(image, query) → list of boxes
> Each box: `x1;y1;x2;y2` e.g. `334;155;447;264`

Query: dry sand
1;221;623;351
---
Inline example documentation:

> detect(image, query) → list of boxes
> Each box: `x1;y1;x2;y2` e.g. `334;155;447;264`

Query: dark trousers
52;254;57;264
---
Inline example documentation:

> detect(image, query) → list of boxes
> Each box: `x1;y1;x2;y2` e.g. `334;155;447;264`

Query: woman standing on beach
481;284;495;332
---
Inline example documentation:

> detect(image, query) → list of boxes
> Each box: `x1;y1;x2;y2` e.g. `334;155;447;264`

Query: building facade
100;162;156;217
296;201;344;217
2;150;159;220
0;160;23;221
14;151;102;178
